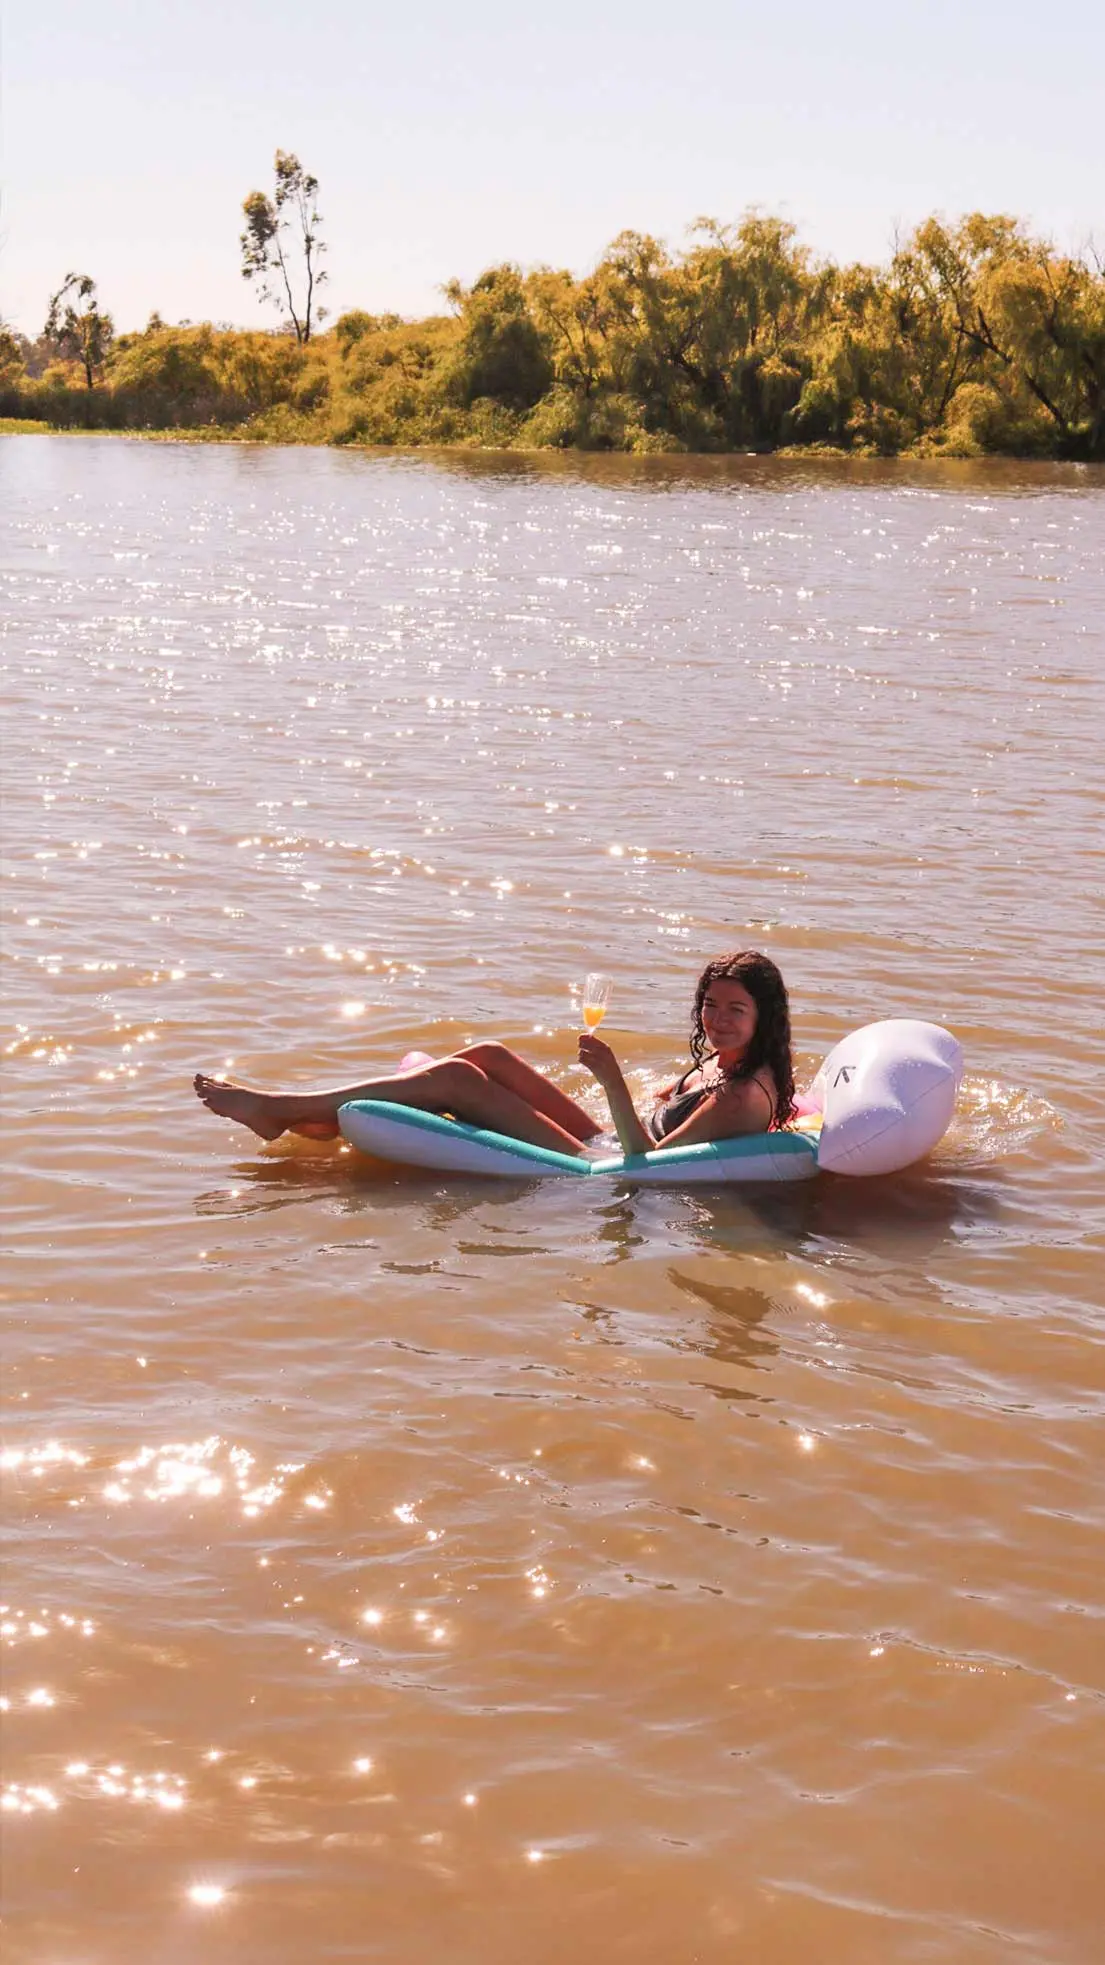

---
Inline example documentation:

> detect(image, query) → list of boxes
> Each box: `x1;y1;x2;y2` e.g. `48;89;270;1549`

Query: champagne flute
581;972;613;1031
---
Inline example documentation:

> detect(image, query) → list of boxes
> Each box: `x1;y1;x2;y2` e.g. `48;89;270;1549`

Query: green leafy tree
44;274;114;388
240;151;328;344
1;322;29;389
554;218;819;448
910;216;1105;455
527;268;603;398
441;267;553;409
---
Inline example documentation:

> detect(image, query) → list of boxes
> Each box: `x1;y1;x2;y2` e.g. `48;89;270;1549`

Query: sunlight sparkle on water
97;1438;301;1517
189;1883;227;1907
794;1281;830;1308
3;1784;59;1813
53;1760;188;1809
2;1442;88;1472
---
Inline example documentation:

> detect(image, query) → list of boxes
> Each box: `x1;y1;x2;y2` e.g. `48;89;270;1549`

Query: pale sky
2;0;1102;336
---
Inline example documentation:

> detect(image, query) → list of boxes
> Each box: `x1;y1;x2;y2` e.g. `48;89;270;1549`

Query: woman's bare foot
193;1073;291;1141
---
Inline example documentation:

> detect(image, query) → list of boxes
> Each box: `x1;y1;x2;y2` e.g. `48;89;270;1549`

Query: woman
193;950;795;1156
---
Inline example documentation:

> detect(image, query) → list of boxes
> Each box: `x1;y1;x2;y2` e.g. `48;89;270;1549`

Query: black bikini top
648;1064;775;1143
649;1066;710;1142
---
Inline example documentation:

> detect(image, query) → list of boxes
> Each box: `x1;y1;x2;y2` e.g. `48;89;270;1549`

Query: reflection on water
2;436;1103;1965
396;445;1101;499
668;1269;783;1400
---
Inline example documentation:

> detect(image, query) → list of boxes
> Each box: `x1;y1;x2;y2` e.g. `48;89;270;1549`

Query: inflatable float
338;1019;963;1185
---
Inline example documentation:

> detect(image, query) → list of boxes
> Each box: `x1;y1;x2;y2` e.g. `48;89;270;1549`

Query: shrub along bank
3;215;1102;458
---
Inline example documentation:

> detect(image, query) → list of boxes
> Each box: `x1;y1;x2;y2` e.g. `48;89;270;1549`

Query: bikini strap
677;1062;775;1119
745;1074;777;1119
712;1068;776;1117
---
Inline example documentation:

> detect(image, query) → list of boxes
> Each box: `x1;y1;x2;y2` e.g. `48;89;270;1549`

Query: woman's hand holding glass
576;974;621;1090
578;1028;621;1089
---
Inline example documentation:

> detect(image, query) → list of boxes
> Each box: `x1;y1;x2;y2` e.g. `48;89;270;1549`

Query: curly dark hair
689;951;796;1127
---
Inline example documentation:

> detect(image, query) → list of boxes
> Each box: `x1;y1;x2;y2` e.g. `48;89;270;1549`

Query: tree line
2;154;1102;457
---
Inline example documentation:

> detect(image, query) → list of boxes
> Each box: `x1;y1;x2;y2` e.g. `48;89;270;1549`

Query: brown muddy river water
2;436;1103;1963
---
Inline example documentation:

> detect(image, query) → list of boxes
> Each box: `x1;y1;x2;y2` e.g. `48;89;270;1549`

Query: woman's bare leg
193;1058;586;1155
454;1043;601;1141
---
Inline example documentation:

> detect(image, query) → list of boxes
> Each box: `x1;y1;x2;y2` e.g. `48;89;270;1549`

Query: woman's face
701;977;758;1054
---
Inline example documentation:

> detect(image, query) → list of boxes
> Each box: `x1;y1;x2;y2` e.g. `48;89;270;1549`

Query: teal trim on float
338;1100;592;1175
590;1132;817;1175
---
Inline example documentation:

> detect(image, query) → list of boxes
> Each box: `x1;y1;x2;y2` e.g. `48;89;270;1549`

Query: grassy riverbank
4;213;1103;458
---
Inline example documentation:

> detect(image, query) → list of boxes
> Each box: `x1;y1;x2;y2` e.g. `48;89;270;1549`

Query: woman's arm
577;1033;653;1156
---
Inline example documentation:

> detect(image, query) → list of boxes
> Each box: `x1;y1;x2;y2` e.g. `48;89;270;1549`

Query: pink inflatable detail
791;1089;823;1118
